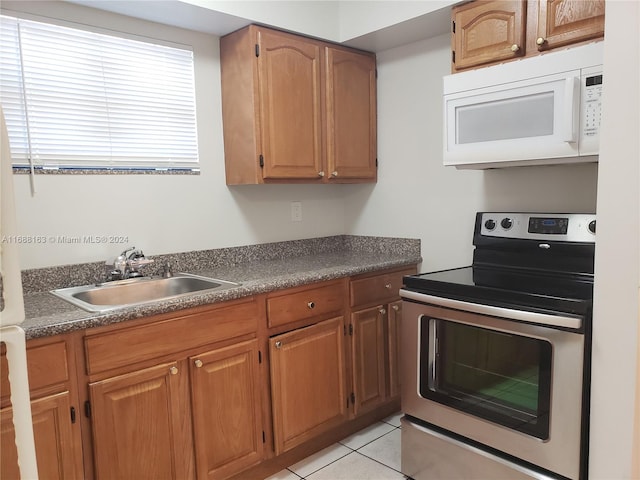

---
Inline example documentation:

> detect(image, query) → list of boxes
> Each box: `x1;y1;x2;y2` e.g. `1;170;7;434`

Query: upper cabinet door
257;29;324;180
535;0;605;51
452;0;527;71
325;47;377;181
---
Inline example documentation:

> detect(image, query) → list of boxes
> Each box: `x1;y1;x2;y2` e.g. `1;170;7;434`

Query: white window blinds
0;15;199;171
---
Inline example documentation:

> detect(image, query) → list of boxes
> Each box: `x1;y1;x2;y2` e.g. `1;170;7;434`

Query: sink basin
51;273;241;313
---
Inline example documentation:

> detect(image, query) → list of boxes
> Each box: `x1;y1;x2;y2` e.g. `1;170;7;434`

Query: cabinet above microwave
443;42;603;169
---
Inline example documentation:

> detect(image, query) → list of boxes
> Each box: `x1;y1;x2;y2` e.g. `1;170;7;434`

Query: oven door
422;313;553;440
400;291;586;480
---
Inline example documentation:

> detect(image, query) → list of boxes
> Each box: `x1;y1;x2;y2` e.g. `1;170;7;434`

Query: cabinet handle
510;44;520;52
307;301;315;309
536;37;546;46
169;366;178;375
392;305;400;311
275;341;283;349
379;308;387;315
194;359;203;368
318;171;325;177
385;283;392;289
331;171;338;177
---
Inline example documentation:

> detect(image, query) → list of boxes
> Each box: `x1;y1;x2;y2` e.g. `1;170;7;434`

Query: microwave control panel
580;66;603;155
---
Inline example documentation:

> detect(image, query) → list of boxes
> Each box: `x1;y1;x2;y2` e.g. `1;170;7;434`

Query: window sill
12;167;200;175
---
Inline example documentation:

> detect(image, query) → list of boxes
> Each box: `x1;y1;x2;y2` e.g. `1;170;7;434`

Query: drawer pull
385;283;392;289
194;359;203;368
275;341;283;349
392;304;400;312
307;301;315;309
169;366;178;375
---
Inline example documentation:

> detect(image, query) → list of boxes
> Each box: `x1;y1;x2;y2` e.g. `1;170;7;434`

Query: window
0;14;199;172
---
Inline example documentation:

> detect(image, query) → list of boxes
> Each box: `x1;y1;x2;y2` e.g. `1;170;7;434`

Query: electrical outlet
291;201;302;222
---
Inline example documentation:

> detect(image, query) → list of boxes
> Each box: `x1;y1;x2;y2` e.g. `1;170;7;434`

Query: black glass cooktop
403;266;594;318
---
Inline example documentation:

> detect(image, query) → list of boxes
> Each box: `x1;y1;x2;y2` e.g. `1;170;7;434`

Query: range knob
501;217;513;230
588;220;596;234
484;219;496;230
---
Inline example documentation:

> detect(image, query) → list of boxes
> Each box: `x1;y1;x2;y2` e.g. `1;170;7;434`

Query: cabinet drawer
350;269;414;307
267;281;345;328
85;298;260;376
1;340;69;403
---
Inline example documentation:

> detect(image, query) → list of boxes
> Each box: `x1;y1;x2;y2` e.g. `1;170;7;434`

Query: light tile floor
266;413;405;480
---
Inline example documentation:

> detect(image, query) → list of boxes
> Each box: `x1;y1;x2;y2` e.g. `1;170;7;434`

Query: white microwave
443;42;603;169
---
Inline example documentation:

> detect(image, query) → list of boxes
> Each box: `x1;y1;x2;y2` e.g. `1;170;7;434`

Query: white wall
5;0;638;476
343;34;484;272
589;1;640;478
4;1;347;269
182;0;341;40
338;1;455;42
344;34;598;272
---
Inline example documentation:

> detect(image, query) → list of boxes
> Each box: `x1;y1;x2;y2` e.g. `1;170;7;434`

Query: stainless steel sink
51;273;241;313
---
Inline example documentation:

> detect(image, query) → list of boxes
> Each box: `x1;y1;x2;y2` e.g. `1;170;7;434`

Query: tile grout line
292;450;357;479
283;419;402;479
352;450;406;476
352;425;404;475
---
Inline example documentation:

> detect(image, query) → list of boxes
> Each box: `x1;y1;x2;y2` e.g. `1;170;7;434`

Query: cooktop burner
403;212;596;320
403;266;593;318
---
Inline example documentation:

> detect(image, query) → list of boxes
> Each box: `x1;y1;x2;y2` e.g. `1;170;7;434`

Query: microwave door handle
562;76;580;143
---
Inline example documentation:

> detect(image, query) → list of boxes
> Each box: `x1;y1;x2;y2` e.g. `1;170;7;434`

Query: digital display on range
528;217;568;234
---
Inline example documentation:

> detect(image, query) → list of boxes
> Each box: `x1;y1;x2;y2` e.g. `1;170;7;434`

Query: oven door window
419;317;552;439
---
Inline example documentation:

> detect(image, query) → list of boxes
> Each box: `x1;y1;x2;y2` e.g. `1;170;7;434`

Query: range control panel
479;212;596;243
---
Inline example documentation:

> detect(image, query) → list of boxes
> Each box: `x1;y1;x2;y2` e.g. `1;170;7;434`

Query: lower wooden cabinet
13;268;414;479
269;316;348;454
350;306;386;416
0;335;83;480
349;268;415;417
89;342;265;480
1;392;81;480
189;340;263;480
89;361;192;480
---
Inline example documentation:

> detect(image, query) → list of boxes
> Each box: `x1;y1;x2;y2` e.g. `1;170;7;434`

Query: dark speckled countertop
21;235;421;339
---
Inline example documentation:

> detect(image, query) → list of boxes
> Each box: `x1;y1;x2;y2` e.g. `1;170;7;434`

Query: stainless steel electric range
400;212;595;480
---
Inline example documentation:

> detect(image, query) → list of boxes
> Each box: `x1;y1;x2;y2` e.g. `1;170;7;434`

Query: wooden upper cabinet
325;47;377;181
534;0;605;51
452;0;527;70
220;25;377;184
452;0;605;72
258;29;323;180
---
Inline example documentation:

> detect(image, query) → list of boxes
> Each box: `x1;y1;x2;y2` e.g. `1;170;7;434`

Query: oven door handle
400;289;583;330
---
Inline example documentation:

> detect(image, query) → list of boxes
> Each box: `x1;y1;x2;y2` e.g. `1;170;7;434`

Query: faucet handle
120;246;137;259
162;262;173;278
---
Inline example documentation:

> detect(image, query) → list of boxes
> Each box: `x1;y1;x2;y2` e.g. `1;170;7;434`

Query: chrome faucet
105;247;154;281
